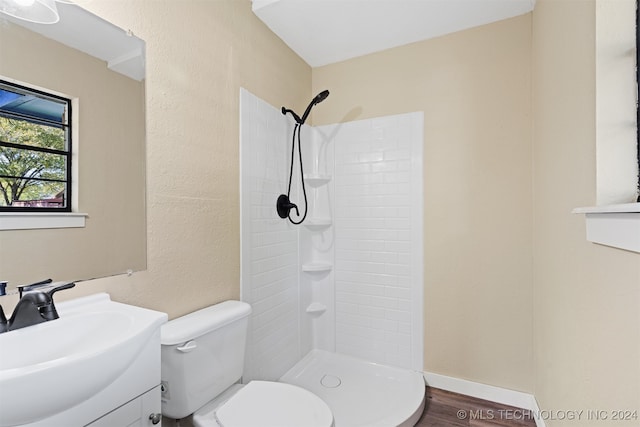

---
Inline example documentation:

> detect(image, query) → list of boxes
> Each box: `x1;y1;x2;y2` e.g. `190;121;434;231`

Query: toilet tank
160;300;252;419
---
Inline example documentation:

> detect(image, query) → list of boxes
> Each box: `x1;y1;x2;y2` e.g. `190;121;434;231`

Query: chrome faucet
0;280;75;333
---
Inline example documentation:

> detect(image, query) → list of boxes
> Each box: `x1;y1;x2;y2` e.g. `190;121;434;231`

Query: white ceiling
3;2;145;81
252;0;536;67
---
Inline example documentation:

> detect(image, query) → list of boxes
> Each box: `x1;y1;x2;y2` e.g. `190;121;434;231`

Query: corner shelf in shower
303;218;332;230
304;174;332;187
305;302;327;315
301;262;333;273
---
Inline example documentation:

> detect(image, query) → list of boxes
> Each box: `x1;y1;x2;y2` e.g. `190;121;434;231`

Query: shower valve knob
277;194;298;218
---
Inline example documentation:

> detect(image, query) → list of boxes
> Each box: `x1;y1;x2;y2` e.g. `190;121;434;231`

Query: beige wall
313;15;534;392
532;0;640;423
0;0;310;318
314;4;640;414
1;22;146;286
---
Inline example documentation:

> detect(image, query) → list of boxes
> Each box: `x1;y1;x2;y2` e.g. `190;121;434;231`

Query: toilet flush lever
176;340;197;353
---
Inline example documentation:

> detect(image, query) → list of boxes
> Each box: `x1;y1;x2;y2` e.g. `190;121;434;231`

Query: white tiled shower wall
318;114;423;370
240;88;423;379
240;89;301;381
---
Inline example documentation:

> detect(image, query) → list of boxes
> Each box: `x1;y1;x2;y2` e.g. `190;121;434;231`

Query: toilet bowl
160;300;333;427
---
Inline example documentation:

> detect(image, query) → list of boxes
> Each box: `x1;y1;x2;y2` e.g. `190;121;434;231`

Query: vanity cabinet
87;386;162;427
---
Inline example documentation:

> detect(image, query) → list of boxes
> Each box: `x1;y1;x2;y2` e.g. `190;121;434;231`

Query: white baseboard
423;372;546;427
531;397;546;427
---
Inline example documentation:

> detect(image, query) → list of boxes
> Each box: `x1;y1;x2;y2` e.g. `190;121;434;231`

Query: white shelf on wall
0;212;88;230
572;202;640;253
302;262;333;273
303;218;332;230
306;302;327;315
304;174;332;187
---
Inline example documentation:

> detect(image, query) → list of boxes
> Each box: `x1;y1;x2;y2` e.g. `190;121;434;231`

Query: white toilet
160;300;334;427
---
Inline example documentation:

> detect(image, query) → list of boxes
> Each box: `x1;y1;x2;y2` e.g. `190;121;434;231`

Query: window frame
0;79;73;213
636;0;639;201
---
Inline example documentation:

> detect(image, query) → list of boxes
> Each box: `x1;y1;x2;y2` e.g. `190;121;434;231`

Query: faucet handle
17;280;75;299
47;282;76;298
18;278;53;298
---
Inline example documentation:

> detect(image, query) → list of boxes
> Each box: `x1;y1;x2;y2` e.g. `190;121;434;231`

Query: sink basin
0;293;167;426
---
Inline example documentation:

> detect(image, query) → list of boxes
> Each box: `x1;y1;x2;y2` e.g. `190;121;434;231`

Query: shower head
300;90;330;125
282;90;330;125
313;90;330;105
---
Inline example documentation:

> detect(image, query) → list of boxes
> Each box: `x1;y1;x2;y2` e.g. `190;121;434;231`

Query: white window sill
572;203;640;253
0;212;88;231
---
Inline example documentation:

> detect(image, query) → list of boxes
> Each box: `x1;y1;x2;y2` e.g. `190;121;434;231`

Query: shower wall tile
327;112;423;371
240;89;300;382
242;89;422;375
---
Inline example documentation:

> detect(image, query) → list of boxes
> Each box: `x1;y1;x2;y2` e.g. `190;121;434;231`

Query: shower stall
239;88;424;426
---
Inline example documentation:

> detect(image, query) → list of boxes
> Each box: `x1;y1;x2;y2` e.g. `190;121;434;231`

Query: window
574;1;639;253
0;80;72;212
594;0;638;205
636;0;639;202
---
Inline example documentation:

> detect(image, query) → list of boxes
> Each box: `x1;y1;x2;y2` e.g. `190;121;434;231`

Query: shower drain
320;374;341;388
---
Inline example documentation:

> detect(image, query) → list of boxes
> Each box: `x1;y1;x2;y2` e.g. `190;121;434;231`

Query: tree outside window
0;81;71;211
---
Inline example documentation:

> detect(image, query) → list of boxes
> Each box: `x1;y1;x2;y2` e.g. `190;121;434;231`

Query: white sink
0;293;167;426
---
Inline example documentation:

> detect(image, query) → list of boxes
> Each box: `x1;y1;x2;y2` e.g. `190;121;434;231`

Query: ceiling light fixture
0;0;59;24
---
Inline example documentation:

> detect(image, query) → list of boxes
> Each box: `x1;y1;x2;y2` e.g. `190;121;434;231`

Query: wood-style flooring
415;387;537;427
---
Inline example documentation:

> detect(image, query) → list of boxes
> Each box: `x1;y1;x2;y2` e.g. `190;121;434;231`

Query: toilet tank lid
161;300;252;345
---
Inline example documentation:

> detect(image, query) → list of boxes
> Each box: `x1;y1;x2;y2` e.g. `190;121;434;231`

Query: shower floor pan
279;350;426;427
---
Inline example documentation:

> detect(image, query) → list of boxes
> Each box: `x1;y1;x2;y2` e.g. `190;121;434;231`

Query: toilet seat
193;381;333;427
